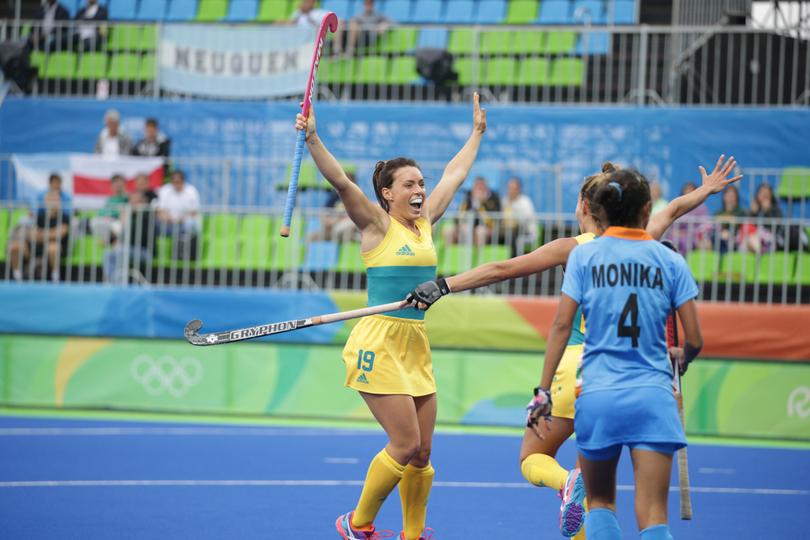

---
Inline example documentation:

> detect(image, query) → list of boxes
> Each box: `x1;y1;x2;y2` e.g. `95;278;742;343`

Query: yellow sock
399;462;435;540
571;498;589;540
520;453;568;491
352;449;406;528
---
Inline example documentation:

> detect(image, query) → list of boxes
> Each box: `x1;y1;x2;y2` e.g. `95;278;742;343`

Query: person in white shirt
501;177;538;256
94;109;133;156
290;0;327;29
156;170;201;235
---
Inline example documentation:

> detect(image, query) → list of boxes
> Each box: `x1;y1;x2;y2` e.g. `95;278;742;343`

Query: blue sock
584;508;621;540
640;524;673;540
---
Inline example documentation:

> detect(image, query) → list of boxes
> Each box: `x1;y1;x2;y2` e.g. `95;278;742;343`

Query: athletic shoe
335;512;394;539
398;527;434;539
559;468;586;537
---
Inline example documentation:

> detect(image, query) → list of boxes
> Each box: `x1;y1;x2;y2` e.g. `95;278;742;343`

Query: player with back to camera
527;168;703;540
296;93;487;540
406;155;738;538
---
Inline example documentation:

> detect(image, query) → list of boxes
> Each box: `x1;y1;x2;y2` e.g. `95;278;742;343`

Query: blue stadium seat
321;0;355;21
573;0;606;24
475;0;506;23
225;0;259;21
109;0;138;19
417;27;448;49
612;0;636;24
382;0;413;22
536;0;570;24
410;0;442;23
136;0;168;20
62;0;82;17
303;241;338;272
443;0;476;23
166;0;199;21
576;31;610;54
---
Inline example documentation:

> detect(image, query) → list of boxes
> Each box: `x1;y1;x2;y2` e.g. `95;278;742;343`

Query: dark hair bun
601;162;619;174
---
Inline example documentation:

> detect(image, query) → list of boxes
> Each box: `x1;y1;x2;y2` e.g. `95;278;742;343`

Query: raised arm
297;109;385;232
425;92;487;224
647;154;741;240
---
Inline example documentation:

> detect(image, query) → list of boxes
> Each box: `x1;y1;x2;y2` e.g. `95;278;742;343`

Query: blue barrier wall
2;98;809;212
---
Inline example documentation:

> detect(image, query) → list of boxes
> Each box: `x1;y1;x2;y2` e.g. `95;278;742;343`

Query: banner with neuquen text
159;25;315;98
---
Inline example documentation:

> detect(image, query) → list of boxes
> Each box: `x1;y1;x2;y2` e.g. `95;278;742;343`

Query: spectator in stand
103;189;157;284
28;0;70;53
290;0;327;29
747;182;809;253
666;181;713;254
91;173;128;246
500;177;537;256
132;118;171;159
344;0;391;56
713;185;748;254
156;170;201;235
443;176;501;248
73;0;108;52
8;174;71;282
650;180;669;214
133;172;158;204
95;109;133;156
309;171;360;243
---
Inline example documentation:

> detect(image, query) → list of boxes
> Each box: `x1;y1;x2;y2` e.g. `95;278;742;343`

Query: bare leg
578;452;619;511
519;416;574;462
630;448;673;531
361;392;420;465
410;393;437;467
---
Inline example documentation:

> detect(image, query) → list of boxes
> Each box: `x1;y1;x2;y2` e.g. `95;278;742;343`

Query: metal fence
2;19;809;106
1;201;808;304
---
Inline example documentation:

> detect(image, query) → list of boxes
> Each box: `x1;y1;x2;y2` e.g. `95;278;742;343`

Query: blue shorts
579;442;680;461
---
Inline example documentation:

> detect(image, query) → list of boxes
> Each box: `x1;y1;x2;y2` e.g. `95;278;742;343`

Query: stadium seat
477;244;510;265
0;210;9;262
136;0;167;20
483;57;517;85
382;0;413;22
417;28;448;49
138;54;156;80
319;57;356;84
197;0;229;20
720;252;758;283
516;57;550;85
686;250;720;282
107;24;141;50
107;53;141;80
225;0;259;21
512;30;545;54
505;0;539;24
269;237;304;271
777;167;810;199
549;57;584;86
153;236;173;267
443;0;476;24
573;0;606;24
202;238;239;269
69;236;104;267
577;31;610;54
76;52;108;79
410;0;442;23
448;28;477;55
439;244;473;275
480;31;512;54
377;28;418;53
356;56;389;83
796;252;810;284
256;0;292;21
536;0;570;24
30;51;47;75
388;56;420;84
109;0;138;19
544;30;577;53
303;241;339;272
205;213;240;240
452;57;482;85
166;0;199;21
321;0;355;21
336;241;364;273
757;252;796;285
139;25;158;50
43;52;77;79
281;161;327;191
612;0;636;24
475;0;507;24
240;214;273;238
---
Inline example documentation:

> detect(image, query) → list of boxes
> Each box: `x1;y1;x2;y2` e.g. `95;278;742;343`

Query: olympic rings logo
787;386;810;419
131;355;203;398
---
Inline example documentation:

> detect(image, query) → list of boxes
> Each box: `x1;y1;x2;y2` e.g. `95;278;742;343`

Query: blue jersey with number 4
561;227;698;395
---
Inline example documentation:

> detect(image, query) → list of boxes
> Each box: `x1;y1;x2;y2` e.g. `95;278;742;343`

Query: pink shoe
559;469;586;537
398;527;435;539
336;512;394;539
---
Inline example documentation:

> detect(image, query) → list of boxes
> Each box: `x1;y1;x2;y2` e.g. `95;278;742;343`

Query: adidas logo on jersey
356;373;370;384
396;244;416;256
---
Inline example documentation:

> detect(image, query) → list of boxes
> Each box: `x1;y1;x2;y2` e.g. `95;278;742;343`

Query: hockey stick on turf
184;300;407;346
280;11;339;238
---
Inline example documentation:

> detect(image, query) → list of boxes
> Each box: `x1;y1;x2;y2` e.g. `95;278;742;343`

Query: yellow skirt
550;344;583;420
342;315;436;396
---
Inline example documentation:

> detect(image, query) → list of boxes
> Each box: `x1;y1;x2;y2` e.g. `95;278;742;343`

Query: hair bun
601;162;619;173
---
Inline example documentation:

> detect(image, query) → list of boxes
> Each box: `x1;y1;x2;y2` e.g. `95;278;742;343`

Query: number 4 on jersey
618;293;641;347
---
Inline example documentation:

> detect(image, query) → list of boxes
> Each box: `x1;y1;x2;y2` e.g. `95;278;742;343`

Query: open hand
700;154;742;194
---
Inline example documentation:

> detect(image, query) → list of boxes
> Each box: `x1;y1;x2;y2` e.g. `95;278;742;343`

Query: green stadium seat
237;215;275;270
0;209;9;262
138;54;156;81
544;30;578;53
336;241;364;273
319;57;355;84
505;0;539;23
154;236;173;267
30;51;47;75
720;252;758;283
139;25;157;51
377;28;418;53
483;57;517;85
387;56;420;84
278;161;327;191
686;249;719;282
512;31;545;54
477;244;510;265
796;253;810;285
107;24;142;50
204;213;240;240
69;236;104;266
516;57;550;85
452;57;482;85
107;53;141;80
777;167;810;199
269;237;304;271
757;252;796;285
201;238;239;269
239;214;273;239
196;0;229;21
356;56;389;84
480;31;512;54
549;58;584;86
76;53;109;79
439;244;473;275
256;0;292;22
42;52;77;79
448;28;477;55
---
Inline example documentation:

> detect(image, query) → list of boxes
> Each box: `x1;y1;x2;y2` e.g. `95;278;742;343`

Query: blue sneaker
336;512;394;540
559;469;586;537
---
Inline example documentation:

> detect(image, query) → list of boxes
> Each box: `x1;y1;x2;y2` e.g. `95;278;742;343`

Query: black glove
406;278;451;311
